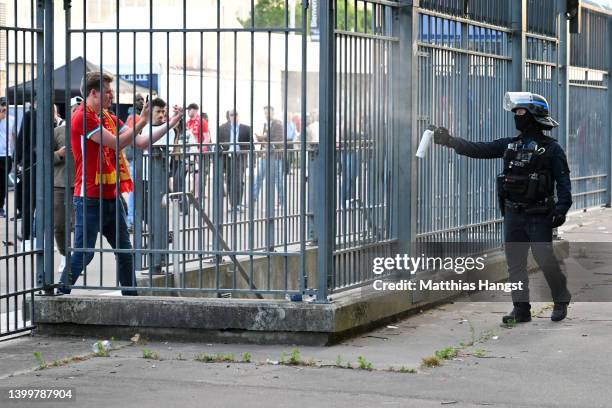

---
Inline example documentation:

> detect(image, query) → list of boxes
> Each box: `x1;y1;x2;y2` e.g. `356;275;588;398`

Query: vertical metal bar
232;29;238;290
603;16;612;207
115;0;121;287
213;0;221;294
15;0;20;329
96;33;104;288
133;31;144;271
44;0;54;291
558;0;570;152
395;0;418;257
248;0;255;290
198;30;204;288
182;0;187;289
81;0;87;288
299;0;308;293
317;0;336;300
63;0;72;294
459;19;469;242
164;29;170;288
34;0;48;290
283;0;289;292
3;16;10;334
511;0;526;91
265;30;271;287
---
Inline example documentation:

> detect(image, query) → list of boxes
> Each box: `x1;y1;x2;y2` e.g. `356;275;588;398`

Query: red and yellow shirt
71;104;133;199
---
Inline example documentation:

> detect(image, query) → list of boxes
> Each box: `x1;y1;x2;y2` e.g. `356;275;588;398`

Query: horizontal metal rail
417;42;512;60
417;8;513;33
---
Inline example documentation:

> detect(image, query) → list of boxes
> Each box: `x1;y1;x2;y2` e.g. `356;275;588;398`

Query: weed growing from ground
421;355;441;368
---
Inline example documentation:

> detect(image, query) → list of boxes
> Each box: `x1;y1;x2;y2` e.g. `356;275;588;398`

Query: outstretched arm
89;105;183;150
433;127;510;159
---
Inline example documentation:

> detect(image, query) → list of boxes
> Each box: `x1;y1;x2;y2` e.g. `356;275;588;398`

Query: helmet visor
503;92;535;112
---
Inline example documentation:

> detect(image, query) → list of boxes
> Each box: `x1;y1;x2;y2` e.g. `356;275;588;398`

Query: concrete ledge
33;240;569;345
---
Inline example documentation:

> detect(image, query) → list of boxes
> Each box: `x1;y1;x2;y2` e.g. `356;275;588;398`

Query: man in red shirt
58;71;183;295
185;103;210;199
185;103;210;150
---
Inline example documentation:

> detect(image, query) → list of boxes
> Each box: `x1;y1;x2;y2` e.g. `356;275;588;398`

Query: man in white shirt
0;98;16;218
140;97;177;274
141;97;177;182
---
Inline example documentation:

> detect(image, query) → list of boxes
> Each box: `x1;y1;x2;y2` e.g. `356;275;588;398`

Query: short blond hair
80;71;113;97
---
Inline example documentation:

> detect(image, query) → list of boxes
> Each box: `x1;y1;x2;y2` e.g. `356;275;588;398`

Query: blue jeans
126;163;135;227
340;151;359;204
58;197;137;296
252;154;285;205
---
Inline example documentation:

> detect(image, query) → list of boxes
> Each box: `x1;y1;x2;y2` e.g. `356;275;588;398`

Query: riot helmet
503;92;559;130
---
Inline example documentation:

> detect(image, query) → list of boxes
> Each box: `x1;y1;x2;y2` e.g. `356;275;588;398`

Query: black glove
434;127;452;147
551;211;566;228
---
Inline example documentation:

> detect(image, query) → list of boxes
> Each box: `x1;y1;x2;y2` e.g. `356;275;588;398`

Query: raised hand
139;101;150;125
169;105;184;126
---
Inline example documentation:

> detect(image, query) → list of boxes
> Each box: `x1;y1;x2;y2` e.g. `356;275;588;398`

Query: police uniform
434;92;572;323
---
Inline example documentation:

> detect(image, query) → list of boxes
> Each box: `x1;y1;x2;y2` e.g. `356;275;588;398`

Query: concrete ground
1;301;611;407
0;207;611;407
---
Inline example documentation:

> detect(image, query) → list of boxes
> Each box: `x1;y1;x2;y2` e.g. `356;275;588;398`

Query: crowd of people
0;71;324;294
0;64;361;295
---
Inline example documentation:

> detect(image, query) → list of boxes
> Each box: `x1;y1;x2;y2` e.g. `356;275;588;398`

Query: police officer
433;92;572;323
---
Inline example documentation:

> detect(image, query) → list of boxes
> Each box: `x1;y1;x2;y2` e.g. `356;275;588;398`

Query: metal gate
59;0;310;299
1;0;54;339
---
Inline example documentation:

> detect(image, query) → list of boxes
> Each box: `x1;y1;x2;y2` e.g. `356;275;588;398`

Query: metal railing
415;11;510;249
1;0;50;338
0;1;610;331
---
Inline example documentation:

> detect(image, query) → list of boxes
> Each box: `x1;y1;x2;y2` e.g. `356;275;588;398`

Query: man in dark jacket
218;109;252;212
15;104;36;250
52;98;79;273
433;92;572;323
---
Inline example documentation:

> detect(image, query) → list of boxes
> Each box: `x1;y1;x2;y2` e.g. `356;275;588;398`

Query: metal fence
1;0;611;338
567;8;610;210
329;0;398;293
413;1;611;251
415;10;510;250
1;0;52;338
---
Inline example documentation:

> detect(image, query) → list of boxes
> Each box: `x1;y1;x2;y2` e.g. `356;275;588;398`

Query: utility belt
503;197;553;215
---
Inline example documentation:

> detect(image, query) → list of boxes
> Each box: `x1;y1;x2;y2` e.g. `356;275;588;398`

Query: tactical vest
496;137;554;209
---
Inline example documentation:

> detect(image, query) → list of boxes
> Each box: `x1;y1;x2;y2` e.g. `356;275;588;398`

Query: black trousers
504;206;571;304
0;156;11;209
21;167;36;240
225;154;245;209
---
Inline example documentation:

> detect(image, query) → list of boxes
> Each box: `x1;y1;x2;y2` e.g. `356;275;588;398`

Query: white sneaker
58;255;66;273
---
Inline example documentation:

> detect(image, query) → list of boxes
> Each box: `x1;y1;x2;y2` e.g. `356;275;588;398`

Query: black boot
502;302;532;324
551;302;568;322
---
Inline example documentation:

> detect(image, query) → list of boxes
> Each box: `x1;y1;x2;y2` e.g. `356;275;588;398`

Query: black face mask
514;114;534;132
